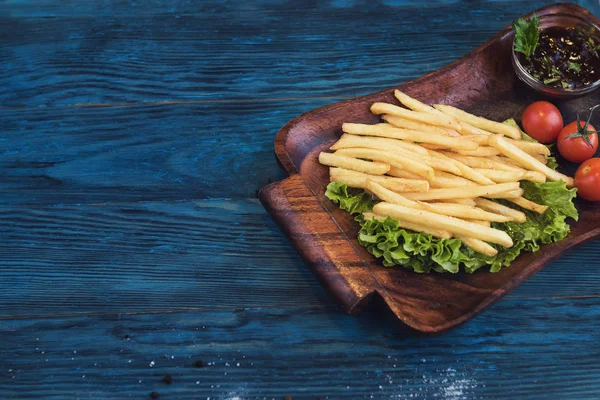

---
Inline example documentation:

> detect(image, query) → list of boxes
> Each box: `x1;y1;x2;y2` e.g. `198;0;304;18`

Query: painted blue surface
1;1;600;399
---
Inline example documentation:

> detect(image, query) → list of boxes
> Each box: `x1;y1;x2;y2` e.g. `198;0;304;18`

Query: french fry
533;154;548;164
362;212;452;239
417;201;513;222
393;90;438;113
440;198;477;206
382;115;460;137
365;179;418;208
473;168;524;183
366;181;506;224
504;138;551;156
342;123;477;151
474;169;546;184
464;119;549;157
330;172;372;191
388;166;473;188
420;143;448;150
370;103;462;131
474;198;527;223
334;147;434;180
461;135;490;145
319;152;390;175
401;182;520;201
433;104;521;139
446;159;496;185
523;171;547;183
330;168;429;192
393;90;473;141
386;167;422;180
419;156;463;176
459;237;498;256
460;122;493;136
331;134;461;175
330;133;429;155
468;220;491;227
423;149;495;185
363;212;384;220
373;202;514;247
456;147;500;157
484;188;524;199
487;135;574;187
507;196;548;214
433;170;477;187
490;156;527;171
442;152;523;172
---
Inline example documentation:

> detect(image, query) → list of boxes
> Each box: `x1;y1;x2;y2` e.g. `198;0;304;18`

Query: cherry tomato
574;158;600;201
521;101;564;143
557;120;598;163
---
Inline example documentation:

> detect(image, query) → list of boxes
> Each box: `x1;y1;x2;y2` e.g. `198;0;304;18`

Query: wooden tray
259;3;600;333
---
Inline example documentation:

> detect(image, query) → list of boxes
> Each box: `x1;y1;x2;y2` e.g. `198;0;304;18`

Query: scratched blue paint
2;1;600;399
2;1;597;106
2;299;591;398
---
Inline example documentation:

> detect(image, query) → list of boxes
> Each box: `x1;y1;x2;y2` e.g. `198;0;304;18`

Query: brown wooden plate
259;3;600;333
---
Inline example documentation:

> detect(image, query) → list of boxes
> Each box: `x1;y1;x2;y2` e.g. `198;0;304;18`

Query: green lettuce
503;118;536;142
325;182;376;215
325;180;577;274
545;145;559;170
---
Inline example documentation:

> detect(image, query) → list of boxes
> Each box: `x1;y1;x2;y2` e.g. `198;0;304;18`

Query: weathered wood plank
2;0;598;106
0;199;598;319
0;199;328;318
4;0;594;17
0;100;334;205
2;299;600;399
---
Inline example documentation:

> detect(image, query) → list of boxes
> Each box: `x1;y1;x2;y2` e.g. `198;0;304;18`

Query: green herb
512;14;540;59
588;37;596;47
544;77;561;85
551;65;561;75
569;62;581;73
565;104;600;147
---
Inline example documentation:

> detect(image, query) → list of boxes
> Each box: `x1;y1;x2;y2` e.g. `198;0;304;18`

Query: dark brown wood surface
259;3;600;333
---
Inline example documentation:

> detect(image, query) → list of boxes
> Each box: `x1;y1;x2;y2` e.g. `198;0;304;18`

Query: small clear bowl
512;12;600;99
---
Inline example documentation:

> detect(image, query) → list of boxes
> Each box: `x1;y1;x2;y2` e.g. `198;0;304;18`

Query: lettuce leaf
545;145;560;170
325;181;377;215
503;118;537;142
325;180;577;274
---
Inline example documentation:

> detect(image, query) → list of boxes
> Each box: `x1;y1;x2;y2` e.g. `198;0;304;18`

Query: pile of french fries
319;90;574;257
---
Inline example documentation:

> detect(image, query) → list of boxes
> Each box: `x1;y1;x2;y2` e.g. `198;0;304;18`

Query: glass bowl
512;12;600;99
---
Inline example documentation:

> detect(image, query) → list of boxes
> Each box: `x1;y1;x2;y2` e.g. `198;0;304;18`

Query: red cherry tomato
521;101;564;143
557;121;598;163
574;158;600;201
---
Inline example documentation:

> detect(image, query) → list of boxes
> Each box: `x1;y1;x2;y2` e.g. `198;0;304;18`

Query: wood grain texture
2;0;598;107
0;199;332;318
263;3;600;332
2;0;600;398
0;197;598;320
3;298;600;399
0;100;340;205
5;0;597;17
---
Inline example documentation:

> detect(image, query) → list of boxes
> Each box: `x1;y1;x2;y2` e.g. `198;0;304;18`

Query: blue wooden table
2;1;600;398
